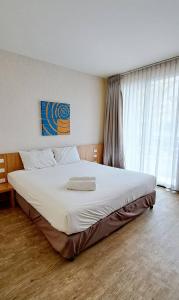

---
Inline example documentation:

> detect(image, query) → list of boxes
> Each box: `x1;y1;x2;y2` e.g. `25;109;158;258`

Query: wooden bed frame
0;144;103;183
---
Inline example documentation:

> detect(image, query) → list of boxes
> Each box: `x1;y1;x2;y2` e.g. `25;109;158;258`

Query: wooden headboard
0;144;103;183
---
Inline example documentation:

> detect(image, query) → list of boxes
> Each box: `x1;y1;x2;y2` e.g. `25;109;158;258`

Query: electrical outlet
0;178;6;183
93;154;97;158
0;168;5;173
0;159;4;164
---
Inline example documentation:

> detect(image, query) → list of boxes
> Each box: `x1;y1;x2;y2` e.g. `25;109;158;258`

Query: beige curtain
103;75;125;168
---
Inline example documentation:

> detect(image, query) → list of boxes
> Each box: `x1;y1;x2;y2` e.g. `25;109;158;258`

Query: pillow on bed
53;146;80;164
19;149;56;170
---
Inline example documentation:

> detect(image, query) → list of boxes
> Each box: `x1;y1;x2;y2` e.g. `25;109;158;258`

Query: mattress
8;160;156;235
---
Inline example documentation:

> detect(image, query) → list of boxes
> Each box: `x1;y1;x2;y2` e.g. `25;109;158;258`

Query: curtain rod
121;55;179;76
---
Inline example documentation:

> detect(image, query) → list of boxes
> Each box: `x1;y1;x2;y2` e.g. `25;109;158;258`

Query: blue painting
41;100;70;136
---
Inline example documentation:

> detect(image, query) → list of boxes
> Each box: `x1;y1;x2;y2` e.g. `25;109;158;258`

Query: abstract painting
40;100;70;136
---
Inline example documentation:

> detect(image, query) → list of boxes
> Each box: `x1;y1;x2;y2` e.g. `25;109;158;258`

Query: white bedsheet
8;161;156;234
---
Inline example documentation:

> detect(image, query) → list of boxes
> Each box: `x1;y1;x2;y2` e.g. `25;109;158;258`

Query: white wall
0;50;105;153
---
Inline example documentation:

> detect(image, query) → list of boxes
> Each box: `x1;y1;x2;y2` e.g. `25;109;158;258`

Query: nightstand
0;183;15;208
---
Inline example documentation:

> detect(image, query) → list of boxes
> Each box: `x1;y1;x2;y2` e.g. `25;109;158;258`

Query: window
121;59;179;190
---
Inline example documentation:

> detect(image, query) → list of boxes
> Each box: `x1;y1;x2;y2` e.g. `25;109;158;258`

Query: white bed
8;160;156;235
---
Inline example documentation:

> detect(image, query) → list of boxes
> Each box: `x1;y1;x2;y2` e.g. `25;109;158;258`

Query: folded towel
67;180;96;191
69;177;96;181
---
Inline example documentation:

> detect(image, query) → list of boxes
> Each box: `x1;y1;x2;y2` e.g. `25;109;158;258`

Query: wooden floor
0;188;179;300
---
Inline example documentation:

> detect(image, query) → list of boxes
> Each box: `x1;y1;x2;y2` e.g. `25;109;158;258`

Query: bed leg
68;257;75;262
150;205;153;210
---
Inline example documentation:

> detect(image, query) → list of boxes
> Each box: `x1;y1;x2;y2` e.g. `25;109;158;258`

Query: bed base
15;191;156;260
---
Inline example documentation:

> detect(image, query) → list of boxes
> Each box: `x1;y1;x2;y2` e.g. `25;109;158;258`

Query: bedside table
0;183;15;208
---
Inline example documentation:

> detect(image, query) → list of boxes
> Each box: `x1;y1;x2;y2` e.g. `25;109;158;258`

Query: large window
121;59;179;190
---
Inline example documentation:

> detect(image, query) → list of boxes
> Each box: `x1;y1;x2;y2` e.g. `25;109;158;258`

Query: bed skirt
16;191;156;260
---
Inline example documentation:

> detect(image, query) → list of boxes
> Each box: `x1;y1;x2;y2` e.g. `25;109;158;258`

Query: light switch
0;168;5;173
0;159;4;164
93;149;97;153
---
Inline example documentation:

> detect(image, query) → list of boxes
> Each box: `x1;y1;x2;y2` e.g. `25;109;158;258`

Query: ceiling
0;0;179;77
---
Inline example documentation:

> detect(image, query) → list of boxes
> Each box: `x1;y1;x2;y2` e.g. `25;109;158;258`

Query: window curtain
121;58;179;191
103;75;125;168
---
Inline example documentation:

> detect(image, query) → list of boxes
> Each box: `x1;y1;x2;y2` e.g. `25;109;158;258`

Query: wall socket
0;178;6;184
0;159;4;164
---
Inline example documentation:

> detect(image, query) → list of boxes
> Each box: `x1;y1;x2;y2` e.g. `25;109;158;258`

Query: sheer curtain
121;58;179;191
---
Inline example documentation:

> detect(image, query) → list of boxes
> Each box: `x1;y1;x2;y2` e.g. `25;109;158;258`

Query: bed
8;160;156;260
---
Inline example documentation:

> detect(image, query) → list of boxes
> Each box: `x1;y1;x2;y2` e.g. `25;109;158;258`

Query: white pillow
53;146;80;164
19;149;56;170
